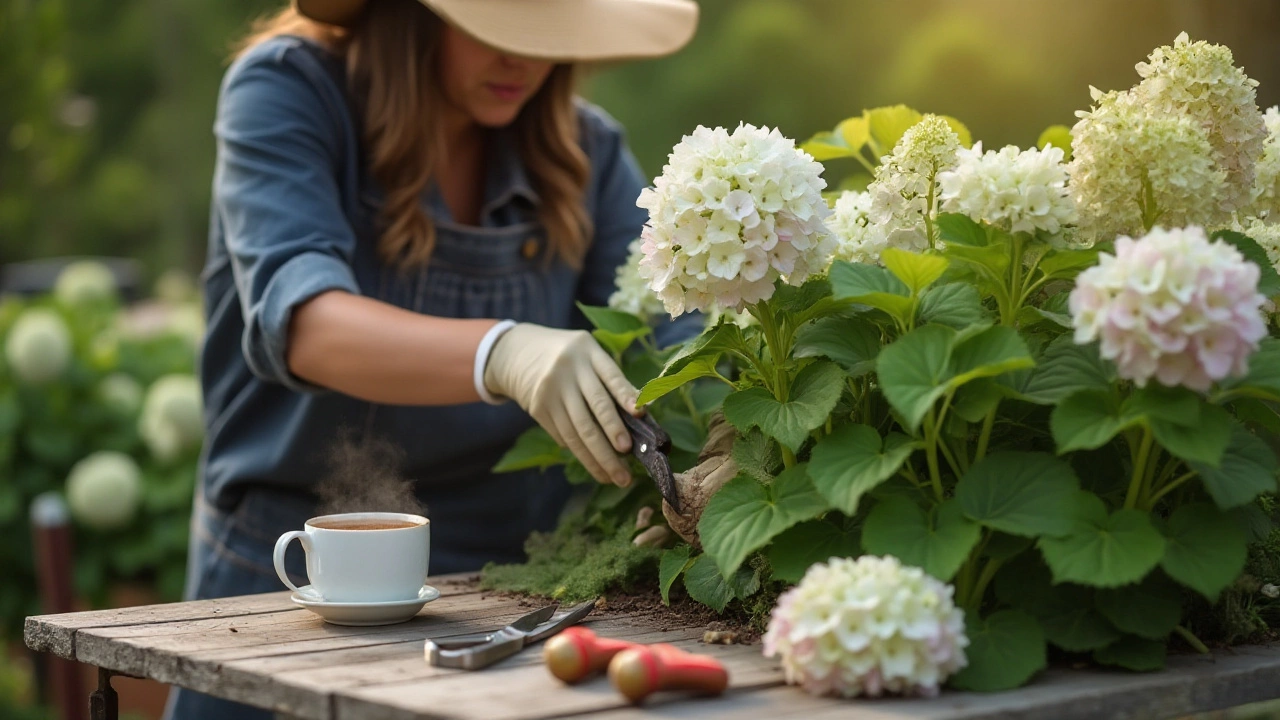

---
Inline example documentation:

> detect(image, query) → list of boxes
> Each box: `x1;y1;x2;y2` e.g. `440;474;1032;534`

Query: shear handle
425;628;526;670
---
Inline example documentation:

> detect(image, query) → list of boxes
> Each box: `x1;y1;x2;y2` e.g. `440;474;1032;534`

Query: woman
166;0;698;717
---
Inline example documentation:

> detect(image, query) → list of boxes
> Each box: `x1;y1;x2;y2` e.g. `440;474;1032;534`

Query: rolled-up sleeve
212;49;361;392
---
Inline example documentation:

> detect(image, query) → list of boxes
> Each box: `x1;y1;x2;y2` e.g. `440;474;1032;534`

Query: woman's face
438;25;555;128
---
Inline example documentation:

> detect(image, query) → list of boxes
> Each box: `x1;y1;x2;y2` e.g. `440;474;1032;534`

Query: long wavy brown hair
237;0;591;268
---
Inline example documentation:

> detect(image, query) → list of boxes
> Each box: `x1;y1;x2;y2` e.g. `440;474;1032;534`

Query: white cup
273;512;430;603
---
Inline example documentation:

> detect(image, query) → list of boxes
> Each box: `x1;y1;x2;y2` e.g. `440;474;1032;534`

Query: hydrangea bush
493;33;1280;696
0;262;203;637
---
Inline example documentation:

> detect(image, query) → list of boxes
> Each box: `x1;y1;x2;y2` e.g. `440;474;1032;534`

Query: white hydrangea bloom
1251;107;1280;219
762;555;968;698
866;115;962;253
4;308;72;385
1135;33;1266;213
937;142;1078;236
140;374;204;462
608;239;667;320
66;451;142;531
1069;88;1228;242
98;373;144;415
55;261;117;307
636;124;836;316
828;190;889;265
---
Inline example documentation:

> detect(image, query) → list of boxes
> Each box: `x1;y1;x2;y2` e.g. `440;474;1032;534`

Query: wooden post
30;492;87;720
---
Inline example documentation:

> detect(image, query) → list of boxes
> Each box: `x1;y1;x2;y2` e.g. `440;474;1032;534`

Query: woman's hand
483;323;639;486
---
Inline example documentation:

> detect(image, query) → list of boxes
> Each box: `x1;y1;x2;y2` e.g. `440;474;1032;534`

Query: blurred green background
4;1;1280;718
6;0;1280;280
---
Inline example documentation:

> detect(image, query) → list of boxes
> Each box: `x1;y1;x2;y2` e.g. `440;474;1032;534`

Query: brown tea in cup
310;519;421;531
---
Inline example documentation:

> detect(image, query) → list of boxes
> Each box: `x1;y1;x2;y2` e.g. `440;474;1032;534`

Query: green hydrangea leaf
955;452;1081;538
880;247;949;295
722;361;845;451
949;609;1047;691
1190;424;1279;509
765;520;861;583
1038;494;1166;587
794;314;881;377
698;465;831;578
1093;636;1167;672
659;545;694;605
1159;503;1247;601
809;424;919;515
862;497;980;581
682;554;734;612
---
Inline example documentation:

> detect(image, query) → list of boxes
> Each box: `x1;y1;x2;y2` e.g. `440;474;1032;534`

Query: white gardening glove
484;323;638;486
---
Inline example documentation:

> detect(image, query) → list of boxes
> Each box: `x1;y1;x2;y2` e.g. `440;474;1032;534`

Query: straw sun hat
294;0;700;62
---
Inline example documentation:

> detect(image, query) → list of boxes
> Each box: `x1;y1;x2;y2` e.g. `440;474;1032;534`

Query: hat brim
295;0;699;62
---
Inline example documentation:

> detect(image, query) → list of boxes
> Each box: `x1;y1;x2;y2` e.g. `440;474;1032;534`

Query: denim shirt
198;35;669;572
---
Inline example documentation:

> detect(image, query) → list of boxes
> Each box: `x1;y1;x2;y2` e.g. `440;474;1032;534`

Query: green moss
480;520;660;602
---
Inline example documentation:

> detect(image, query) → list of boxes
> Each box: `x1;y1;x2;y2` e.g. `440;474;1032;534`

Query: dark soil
478;580;760;645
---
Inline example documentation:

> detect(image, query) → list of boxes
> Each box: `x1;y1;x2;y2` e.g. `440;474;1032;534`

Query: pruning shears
616;401;681;513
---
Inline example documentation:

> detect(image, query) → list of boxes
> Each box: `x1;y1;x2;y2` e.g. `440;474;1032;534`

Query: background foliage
5;0;1280;276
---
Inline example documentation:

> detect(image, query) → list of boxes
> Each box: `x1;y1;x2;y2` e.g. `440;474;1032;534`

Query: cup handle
274;531;318;600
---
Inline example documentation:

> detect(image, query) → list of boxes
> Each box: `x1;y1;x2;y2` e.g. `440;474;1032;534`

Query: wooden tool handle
608;644;729;704
543;627;639;683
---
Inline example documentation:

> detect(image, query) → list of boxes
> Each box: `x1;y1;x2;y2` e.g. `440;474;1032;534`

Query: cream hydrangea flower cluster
1135;32;1266;211
1232;216;1280;287
827;190;889;265
1251;107;1280;219
1069;88;1227;241
762;555;968;698
866;115;962;253
1069;226;1267;391
937;142;1078;236
608;238;667;320
1070;34;1267;242
636;124;836;316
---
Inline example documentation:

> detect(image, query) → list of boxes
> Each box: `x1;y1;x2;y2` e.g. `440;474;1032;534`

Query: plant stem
1146;471;1197;508
675;384;706;427
969;557;1003;615
1174;624;1210;654
925;166;938;250
1002;233;1026;327
936;434;965;479
974;406;997;463
753;301;798;468
923;406;947;502
1124;426;1155;510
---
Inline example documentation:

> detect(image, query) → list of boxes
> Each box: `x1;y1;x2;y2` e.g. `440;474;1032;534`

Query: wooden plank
332;638;782;720
589;644;1280;720
74;593;530;680
215;617;710;719
25;592;296;659
23;572;480;660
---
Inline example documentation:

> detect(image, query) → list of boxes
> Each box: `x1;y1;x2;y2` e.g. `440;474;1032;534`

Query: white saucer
290;585;441;626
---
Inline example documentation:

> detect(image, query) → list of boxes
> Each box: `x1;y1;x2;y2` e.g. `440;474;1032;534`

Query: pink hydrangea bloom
1069;225;1268;390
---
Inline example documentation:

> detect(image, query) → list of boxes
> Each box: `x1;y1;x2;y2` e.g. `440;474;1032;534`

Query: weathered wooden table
23;574;1280;720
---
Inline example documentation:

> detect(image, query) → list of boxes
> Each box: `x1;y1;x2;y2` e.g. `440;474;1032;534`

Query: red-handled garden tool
608;643;729;704
543;626;640;683
544;627;729;703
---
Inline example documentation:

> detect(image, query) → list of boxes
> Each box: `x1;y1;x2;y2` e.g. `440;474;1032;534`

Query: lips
486;83;525;102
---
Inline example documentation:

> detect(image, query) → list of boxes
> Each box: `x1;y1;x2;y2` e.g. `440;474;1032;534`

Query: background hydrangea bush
0;261;203;637
488;32;1280;696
